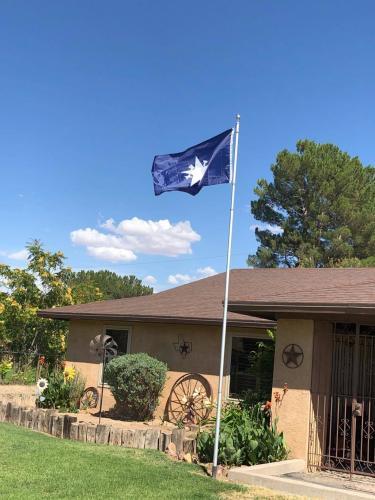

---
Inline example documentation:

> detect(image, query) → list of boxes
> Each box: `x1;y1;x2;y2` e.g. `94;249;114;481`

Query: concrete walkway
228;461;375;499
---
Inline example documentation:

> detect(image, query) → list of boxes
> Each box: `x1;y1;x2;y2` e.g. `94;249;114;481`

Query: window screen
102;329;129;383
229;337;274;401
105;329;129;355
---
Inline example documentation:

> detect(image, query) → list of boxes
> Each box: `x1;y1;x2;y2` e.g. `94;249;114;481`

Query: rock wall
0;400;195;455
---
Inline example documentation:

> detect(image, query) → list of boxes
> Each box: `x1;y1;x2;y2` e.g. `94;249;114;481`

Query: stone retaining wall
0;401;195;455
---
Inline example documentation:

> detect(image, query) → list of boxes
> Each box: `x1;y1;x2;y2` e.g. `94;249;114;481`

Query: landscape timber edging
0;400;190;453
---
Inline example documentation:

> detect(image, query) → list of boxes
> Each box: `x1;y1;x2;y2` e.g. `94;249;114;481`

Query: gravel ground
0;385;35;406
66;409;179;431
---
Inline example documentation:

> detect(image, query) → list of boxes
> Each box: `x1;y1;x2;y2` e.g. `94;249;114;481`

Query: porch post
271;319;315;463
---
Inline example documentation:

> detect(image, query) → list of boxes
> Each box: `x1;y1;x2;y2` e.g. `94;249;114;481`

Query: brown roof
38;271;274;328
227;268;375;320
39;268;375;325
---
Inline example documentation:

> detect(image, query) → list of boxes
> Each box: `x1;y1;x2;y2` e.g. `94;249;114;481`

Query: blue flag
152;129;233;196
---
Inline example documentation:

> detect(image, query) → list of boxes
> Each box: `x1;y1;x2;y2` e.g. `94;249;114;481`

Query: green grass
0;423;245;499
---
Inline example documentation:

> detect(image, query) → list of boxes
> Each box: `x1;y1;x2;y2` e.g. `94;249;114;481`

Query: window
101;328;130;384
229;336;274;402
105;329;129;355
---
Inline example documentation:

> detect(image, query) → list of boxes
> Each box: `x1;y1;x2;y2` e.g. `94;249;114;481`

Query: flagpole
212;114;240;479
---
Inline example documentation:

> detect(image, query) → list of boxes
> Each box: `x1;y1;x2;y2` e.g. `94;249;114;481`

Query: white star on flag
182;157;209;186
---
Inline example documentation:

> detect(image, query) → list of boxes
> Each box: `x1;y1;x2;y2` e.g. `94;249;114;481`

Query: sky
1;1;375;291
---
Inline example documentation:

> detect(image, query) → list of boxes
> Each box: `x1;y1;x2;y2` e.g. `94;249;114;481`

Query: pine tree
249;140;375;268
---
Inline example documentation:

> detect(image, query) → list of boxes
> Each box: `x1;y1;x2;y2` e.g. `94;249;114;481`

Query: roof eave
228;301;375;320
37;310;275;329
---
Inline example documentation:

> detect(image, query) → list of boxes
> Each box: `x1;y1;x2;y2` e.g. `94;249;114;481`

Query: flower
181;395;188;404
261;401;272;412
37;378;48;393
64;366;76;381
38;355;46;366
0;303;5;314
0;358;13;376
274;391;281;402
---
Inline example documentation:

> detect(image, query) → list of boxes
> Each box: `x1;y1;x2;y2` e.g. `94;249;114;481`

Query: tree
0;242;153;359
0;240;73;357
67;270;153;301
248;140;375;268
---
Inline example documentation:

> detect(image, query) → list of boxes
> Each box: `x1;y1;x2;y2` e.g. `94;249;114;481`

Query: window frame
226;330;272;400
98;325;132;387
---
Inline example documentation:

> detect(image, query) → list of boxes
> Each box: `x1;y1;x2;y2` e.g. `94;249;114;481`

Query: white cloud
71;217;201;262
0;249;29;261
168;266;218;286
197;266;217;278
87;246;137;262
168;273;192;285
250;223;283;235
143;275;157;285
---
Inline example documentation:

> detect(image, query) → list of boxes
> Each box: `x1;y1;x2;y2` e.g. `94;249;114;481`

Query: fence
308;392;375;477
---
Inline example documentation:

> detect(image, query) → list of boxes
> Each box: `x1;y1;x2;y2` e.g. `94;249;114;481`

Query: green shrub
0;358;14;381
37;365;85;412
2;366;37;385
197;403;288;466
105;353;167;421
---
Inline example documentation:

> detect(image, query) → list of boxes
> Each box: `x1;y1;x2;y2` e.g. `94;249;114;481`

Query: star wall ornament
282;344;304;369
173;337;192;358
182;157;209;186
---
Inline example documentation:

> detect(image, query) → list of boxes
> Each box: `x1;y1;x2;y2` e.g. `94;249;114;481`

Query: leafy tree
0;242;153;359
248;140;375;268
67;270;153;301
0;240;73;357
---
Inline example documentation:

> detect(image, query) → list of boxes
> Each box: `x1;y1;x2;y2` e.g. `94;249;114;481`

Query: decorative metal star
282;344;304;369
173;338;192;358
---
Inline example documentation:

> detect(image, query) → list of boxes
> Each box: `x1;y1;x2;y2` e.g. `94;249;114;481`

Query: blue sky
1;1;375;291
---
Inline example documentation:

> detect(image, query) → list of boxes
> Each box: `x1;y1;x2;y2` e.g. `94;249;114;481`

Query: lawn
0;423;295;499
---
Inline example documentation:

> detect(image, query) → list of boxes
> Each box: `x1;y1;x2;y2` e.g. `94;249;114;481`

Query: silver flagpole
212;113;240;479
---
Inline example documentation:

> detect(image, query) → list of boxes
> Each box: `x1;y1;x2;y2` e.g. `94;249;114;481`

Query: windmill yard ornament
152;115;241;478
89;334;118;423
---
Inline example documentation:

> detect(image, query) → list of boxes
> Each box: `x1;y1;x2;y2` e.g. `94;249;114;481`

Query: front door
326;323;375;476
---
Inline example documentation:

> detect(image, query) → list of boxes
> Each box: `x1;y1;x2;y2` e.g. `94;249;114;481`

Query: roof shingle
39;268;375;325
38;271;274;328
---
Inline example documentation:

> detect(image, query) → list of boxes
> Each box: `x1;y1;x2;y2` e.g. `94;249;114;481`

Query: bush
37;365;85;412
197;403;288;466
1;366;36;385
105;353;167;421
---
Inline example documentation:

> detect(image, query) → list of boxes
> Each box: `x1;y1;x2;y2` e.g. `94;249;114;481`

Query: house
38;270;274;425
227;267;375;476
39;267;375;476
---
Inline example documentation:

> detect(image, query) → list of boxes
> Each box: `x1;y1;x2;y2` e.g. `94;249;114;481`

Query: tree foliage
0;240;73;357
249;140;375;268
67;270;153;302
0;241;153;358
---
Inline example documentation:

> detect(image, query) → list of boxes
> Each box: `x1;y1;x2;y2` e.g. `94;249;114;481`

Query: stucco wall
271;319;315;461
272;319;335;464
66;319;268;418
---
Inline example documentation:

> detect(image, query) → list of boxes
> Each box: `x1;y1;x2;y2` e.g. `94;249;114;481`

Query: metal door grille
308;323;375;477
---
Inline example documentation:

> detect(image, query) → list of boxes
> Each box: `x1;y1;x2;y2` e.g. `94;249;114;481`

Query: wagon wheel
80;387;99;409
167;373;213;425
